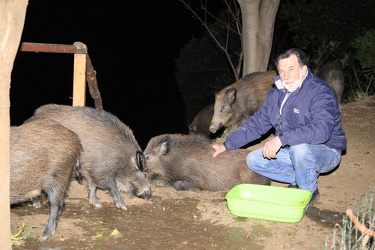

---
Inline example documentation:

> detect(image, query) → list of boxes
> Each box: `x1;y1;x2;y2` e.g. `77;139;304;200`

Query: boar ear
159;136;171;155
136;151;145;171
226;88;237;104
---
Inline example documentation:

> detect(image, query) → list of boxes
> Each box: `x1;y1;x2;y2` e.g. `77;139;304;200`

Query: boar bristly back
26;104;152;211
317;61;344;103
144;133;270;191
189;104;214;138
210;71;276;137
10;119;82;241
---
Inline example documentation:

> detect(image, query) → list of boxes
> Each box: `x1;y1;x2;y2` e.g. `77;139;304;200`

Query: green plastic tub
225;184;313;223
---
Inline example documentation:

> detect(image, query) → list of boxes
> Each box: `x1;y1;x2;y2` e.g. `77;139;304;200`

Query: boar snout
209;124;218;133
136;188;153;200
128;171;152;200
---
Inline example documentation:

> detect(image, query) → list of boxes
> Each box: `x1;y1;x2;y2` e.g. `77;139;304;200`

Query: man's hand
262;136;282;159
212;143;226;157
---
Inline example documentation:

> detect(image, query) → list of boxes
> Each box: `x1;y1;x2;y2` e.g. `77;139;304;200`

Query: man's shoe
287;184;299;189
309;189;320;205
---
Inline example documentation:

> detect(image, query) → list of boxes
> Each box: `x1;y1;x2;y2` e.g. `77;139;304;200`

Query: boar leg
38;188;66;241
88;186;103;208
88;183;127;210
108;182;127;210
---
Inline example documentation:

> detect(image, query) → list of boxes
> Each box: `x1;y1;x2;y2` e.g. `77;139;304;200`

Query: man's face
277;54;307;92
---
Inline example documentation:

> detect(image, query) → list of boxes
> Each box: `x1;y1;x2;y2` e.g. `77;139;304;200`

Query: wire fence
323;186;375;250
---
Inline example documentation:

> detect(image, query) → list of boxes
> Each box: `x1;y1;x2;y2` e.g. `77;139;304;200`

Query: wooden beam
19;42;87;54
19;42;88;106
72;53;86;106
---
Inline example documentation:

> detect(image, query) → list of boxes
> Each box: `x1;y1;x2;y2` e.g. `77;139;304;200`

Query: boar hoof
116;203;128;210
173;181;190;191
32;197;42;208
38;235;49;242
89;198;103;208
38;230;55;242
93;203;103;208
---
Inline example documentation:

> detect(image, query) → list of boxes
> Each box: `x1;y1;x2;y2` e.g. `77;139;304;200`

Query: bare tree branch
179;0;242;80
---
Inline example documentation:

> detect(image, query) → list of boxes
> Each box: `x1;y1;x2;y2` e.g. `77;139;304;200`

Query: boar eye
145;155;150;162
220;105;225;113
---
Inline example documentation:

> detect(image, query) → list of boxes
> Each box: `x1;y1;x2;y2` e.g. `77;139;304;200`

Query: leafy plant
346;30;375;101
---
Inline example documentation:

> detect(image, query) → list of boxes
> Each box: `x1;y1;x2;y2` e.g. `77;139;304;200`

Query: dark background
11;1;203;149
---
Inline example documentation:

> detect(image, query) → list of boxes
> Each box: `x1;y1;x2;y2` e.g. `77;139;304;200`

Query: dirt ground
10;95;375;250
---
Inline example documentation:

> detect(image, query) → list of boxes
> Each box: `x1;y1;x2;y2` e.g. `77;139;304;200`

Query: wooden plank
19;42;79;54
19;42;88;107
72;53;86;106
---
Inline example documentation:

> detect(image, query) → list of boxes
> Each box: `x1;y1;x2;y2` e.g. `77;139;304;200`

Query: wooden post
19;42;89;107
0;1;28;249
73;53;87;106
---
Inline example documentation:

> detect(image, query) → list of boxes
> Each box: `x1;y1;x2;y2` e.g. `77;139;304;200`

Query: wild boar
25;104;152;211
10;119;82;241
189;104;214;138
317;61;344;103
143;133;271;191
209;71;276;139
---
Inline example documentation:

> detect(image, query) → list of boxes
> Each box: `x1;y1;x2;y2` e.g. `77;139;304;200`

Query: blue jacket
224;68;347;151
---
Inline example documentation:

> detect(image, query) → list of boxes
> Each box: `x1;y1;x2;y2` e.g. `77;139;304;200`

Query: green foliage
279;0;374;54
346;29;375;101
352;30;375;74
279;0;375;103
307;40;343;74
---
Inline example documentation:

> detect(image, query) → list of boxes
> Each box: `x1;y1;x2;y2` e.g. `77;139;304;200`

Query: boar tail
75;158;84;183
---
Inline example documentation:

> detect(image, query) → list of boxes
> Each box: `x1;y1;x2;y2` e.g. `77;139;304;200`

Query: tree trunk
237;0;280;75
0;1;28;248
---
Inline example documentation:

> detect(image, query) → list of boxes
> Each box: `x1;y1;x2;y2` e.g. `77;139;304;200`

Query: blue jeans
246;143;342;193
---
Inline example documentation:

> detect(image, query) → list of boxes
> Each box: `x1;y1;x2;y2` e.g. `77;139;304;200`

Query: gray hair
276;48;307;68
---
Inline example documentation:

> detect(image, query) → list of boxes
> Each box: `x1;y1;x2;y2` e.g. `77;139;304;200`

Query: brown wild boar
209;71;276;138
189;103;214;138
317;61;344;103
25;104;152;210
143;133;271;191
10;119;82;241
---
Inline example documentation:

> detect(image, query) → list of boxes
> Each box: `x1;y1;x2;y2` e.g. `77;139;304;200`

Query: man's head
276;48;308;92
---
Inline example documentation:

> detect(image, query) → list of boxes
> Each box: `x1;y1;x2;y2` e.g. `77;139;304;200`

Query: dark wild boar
189;103;214;138
143;133;270;191
317;61;344;103
10;119;82;241
26;104;152;210
209;71;276;138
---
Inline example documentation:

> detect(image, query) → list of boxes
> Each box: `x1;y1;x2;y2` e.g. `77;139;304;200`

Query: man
212;48;347;205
